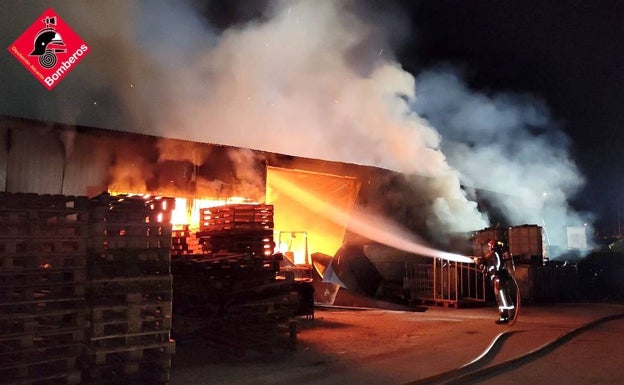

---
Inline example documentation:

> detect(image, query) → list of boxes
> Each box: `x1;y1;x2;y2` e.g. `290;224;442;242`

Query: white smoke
117;0;488;234
414;67;593;253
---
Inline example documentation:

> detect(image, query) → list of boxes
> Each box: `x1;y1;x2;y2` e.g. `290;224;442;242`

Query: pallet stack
171;253;298;354
172;204;298;352
0;192;90;385
83;194;175;385
170;225;201;258
196;204;275;258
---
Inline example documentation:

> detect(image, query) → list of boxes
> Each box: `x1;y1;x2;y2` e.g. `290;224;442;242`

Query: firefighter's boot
496;310;510;324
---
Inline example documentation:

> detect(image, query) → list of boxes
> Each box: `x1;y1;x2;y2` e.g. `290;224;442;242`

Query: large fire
108;192;257;230
107;164;360;265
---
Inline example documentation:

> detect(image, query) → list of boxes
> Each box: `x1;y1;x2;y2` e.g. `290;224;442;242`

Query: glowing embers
91;193;174;250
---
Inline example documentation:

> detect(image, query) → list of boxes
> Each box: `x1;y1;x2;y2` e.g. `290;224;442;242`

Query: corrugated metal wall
61;133;110;196
0;117;271;199
6;125;65;194
1;118;110;196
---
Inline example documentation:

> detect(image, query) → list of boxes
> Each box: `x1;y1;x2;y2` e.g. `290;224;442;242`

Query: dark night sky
397;1;624;235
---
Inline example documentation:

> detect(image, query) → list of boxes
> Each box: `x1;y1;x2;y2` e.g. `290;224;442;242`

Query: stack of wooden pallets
170;225;202;258
172;203;299;352
83;194;175;385
199;204;274;233
0;193;90;385
196;204;275;258
171;253;298;354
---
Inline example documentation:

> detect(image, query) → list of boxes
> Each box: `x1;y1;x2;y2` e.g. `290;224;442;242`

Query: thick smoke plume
2;1;591;253
414;67;592;253
112;0;488;235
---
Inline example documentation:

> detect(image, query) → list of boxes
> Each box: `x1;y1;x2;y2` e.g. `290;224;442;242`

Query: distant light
93;101;97;105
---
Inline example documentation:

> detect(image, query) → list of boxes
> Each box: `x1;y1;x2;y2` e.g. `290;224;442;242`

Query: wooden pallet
197;229;274;240
82;340;175;366
89;249;171;264
0;297;86;316
0;356;79;383
199;204;273;232
0;309;86;335
172;261;276;287
89;223;171;238
87;277;172;307
0;222;88;239
200;222;273;233
88;261;170;279
88;275;172;295
0;223;30;238
179;288;298;354
0;209;88;226
90;303;172;323
87;235;172;251
87;330;171;350
89;208;151;225
0;238;86;255
0;193;90;211
0;268;86;287
89;194;174;225
89;317;172;338
0;327;84;354
0;370;81;385
0;344;82;369
1;282;86;304
198;234;274;246
171;228;191;238
0;254;87;271
201;204;273;214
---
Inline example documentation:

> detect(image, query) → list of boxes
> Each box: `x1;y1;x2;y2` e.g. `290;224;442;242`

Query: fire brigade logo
8;8;89;90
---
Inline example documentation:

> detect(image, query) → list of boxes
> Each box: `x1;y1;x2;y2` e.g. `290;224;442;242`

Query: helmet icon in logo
30;16;66;69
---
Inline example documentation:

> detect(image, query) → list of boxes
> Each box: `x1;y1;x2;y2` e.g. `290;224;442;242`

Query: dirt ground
170;303;624;385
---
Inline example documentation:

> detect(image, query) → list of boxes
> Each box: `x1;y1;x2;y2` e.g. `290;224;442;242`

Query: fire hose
507;272;521;326
403;312;624;385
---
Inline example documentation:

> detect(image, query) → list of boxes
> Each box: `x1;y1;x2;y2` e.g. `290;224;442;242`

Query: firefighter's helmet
30;30;64;56
488;240;505;253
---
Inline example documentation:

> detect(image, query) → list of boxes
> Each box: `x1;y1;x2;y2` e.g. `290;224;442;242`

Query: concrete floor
170;302;624;385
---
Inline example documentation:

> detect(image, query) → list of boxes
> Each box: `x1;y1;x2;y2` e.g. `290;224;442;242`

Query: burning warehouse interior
1;115;621;384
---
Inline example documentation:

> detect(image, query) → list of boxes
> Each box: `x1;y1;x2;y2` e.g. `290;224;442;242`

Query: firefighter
474;240;515;324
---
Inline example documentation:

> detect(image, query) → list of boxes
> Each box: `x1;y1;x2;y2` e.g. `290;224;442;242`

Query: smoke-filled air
414;68;592;252
4;0;592;254
118;0;490;235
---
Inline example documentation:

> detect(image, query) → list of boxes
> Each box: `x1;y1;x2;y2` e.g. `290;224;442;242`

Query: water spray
270;172;474;264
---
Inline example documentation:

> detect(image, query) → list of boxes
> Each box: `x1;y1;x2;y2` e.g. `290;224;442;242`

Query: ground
170;302;624;385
